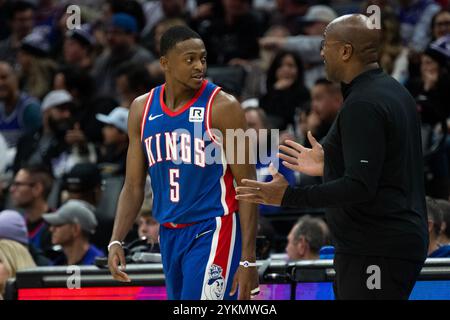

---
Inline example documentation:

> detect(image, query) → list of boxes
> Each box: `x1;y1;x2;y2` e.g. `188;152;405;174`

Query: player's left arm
211;91;259;300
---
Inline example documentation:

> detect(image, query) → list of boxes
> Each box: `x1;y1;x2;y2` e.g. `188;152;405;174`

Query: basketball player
107;26;259;300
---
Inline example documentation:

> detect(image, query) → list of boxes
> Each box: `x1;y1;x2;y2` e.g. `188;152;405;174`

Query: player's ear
160;56;169;72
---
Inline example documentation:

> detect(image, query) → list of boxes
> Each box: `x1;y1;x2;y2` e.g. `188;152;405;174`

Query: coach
236;14;428;300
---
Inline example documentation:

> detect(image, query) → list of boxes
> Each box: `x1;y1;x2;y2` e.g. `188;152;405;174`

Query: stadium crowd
0;0;450;297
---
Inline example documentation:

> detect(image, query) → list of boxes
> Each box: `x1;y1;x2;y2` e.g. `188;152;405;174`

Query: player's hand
229;265;259;300
108;244;131;282
235;163;289;206
278;131;324;176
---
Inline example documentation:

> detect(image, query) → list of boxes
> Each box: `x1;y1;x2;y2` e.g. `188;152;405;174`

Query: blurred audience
136;207;160;253
13;89;75;177
17;28;57;100
96;107;129;176
115;62;155;108
436;198;450;245
259;5;337;88
398;0;442;53
0;61;41;148
0;209;50;266
44;199;105;265
198;0;265;65
260;50;310;131
0;1;35;66
244;106;296;214
91;13;154;96
285;215;330;261
426;196;450;257
8;165;54;256
0;239;36;297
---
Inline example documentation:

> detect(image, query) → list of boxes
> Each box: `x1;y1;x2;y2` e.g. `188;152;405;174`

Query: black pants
333;253;424;300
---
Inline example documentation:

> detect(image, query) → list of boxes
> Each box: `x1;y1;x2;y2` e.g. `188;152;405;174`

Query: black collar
341;67;384;99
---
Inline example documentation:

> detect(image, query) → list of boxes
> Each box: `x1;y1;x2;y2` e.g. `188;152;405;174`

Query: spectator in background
436;199;450;246
0;61;41;148
260;50;310;131
17;28;57;100
0;239;36;297
241;24;291;101
285;215;330;261
91;13;154;96
44;199;105;265
53;66;117;144
61;163;111;251
115;62;155;108
398;0;441;53
426;197;450;257
256;216;275;259
259;5;337;89
141;0;191;39
0;209;50;266
63;26;95;71
198;0;264;65
8;165;54;256
0;1;35;66
270;0;309;35
378;11;410;84
408;36;450;198
10;166;53;253
102;0;147;35
61;163;102;209
146;18;187;84
307;78;342;145
431;9;450;41
96;107;129;176
244;107;296;214
13;90;74;176
136;207;160;253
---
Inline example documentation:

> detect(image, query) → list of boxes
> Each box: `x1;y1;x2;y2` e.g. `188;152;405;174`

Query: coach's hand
108;244;131;282
229;265;259;300
278;131;324;177
235;163;289;206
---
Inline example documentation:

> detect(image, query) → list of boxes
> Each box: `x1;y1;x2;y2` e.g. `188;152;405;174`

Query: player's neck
163;79;197;111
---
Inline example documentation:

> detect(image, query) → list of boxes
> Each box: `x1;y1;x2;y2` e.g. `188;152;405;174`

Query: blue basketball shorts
159;212;241;300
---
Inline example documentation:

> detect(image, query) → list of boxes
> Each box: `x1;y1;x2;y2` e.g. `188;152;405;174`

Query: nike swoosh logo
148;114;163;121
195;229;214;239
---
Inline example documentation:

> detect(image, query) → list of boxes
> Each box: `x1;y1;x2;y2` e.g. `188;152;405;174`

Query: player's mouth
192;74;204;82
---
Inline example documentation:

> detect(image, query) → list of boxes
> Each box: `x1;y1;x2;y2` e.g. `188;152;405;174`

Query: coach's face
161;38;207;90
320;25;352;83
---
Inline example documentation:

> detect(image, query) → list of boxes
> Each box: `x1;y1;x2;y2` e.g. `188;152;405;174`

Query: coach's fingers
277;152;298;166
240;179;264;188
282;161;302;172
284;140;307;153
279;145;300;158
236;186;260;194
307;131;320;147
235;194;264;204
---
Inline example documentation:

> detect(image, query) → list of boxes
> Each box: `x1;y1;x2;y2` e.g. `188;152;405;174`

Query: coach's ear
160;56;169;72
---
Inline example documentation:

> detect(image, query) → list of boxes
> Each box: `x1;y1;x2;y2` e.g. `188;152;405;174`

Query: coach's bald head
321;14;381;83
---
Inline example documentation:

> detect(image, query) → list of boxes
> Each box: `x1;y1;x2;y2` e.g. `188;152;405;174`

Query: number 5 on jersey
169;169;180;202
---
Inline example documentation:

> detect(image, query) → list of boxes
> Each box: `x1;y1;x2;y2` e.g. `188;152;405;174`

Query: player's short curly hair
160;26;201;57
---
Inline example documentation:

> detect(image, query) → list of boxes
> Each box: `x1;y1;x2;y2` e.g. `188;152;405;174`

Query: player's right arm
108;94;148;282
